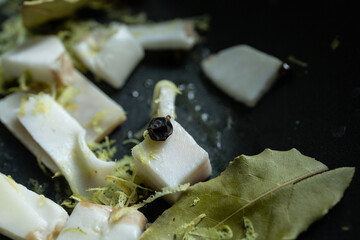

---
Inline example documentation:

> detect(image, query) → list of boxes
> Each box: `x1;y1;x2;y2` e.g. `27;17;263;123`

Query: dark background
1;0;359;239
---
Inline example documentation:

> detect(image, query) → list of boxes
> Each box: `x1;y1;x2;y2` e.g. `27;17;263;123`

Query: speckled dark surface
1;0;359;239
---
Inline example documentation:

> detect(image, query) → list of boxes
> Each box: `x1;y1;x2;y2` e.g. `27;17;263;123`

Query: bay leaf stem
214;166;329;227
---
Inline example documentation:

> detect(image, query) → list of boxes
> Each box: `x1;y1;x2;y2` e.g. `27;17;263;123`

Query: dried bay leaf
139;149;355;240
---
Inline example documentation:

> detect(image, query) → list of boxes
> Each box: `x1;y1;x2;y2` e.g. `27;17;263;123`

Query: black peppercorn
147;115;173;141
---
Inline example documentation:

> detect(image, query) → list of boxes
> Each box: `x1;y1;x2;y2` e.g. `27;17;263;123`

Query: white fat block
18;94;115;196
68;71;126;142
132;80;211;203
57;201;147;240
202;44;283;107
2;36;74;85
132;120;211;203
128;19;198;50
0;92;59;173
74;25;144;89
0;73;126;175
0;173;68;240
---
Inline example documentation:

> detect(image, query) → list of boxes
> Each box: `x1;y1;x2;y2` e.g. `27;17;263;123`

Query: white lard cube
201;44;284;107
0;173;68;240
2;36;74;86
57;201;147;240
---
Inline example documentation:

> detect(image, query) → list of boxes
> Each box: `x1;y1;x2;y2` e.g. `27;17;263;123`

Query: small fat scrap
147;115;173;141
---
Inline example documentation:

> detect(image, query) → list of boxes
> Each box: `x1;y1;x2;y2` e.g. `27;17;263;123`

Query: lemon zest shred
241;217;258;240
88;136;117;162
56;84;80;110
38;195;46;207
5;175;21;193
132;183;190;209
18;95;28;117
191;197;200;207
52;172;62;179
36;157;49;175
122;138;140;145
85;110;120;134
61;227;88;235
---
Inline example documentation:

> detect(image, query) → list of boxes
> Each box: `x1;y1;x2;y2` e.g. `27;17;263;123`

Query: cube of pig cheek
0;92;60;173
67;70;127;143
57;201;147;240
93;27;144;89
128;19;198;50
17;94;116;197
201;44;283;107
106;209;147;240
2;36;74;86
0;173;68;240
74;26;144;89
57;202;112;240
132;120;212;203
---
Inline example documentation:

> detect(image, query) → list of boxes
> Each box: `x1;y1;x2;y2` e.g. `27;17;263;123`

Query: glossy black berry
147;116;173;141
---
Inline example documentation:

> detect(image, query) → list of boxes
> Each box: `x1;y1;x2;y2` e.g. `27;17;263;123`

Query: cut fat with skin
0;173;68;240
17;94;115;197
66;70;126;142
201;44;284;107
0;71;126;174
74;24;144;89
150;80;180;118
0;92;59;173
57;201;147;240
1;36;73;86
0;34;126;143
132;80;212;203
128;19;198;50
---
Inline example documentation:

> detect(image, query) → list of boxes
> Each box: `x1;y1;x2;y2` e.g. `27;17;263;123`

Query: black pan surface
0;0;359;239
